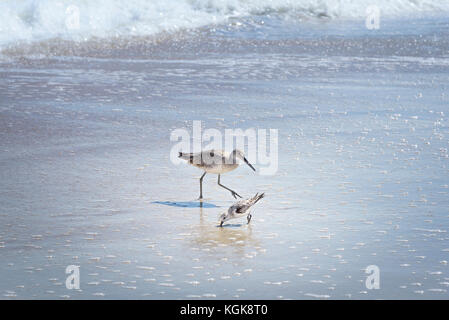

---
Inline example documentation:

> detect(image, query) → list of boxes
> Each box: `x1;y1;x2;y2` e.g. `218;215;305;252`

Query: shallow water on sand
1;17;449;299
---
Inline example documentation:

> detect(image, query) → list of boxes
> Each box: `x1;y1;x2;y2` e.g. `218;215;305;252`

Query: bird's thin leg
217;174;242;199
247;213;252;224
198;172;206;200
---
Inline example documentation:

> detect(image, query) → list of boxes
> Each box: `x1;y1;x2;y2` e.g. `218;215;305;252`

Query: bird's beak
244;157;256;172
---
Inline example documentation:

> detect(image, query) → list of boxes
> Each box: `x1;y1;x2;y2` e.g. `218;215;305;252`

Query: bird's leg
217;174;242;199
198;172;206;200
219;221;223;227
247;213;252;224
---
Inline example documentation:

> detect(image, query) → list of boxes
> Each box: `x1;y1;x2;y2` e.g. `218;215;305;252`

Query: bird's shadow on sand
152;201;220;208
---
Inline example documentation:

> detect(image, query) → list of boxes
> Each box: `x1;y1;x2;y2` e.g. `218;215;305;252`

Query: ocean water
1;0;449;299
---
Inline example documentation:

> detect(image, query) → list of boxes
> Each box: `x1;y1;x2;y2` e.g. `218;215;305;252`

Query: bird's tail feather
178;152;193;161
252;192;265;204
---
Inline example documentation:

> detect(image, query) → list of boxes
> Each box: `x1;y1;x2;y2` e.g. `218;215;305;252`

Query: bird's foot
231;191;242;199
247;214;252;224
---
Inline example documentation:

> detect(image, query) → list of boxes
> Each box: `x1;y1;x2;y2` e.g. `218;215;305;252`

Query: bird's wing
231;199;252;214
235;193;265;213
179;149;225;165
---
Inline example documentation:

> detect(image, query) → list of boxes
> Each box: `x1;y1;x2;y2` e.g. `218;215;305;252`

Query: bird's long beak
244;157;256;172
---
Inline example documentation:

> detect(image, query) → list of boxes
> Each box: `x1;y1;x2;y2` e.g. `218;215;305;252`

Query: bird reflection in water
189;206;260;255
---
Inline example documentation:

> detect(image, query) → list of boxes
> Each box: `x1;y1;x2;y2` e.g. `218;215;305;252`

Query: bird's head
232;149;256;172
218;212;228;225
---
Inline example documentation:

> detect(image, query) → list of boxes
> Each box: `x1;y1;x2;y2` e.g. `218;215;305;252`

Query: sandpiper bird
218;193;265;227
178;149;256;199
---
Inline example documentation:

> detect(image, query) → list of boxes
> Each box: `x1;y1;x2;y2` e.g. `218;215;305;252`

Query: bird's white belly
223;212;249;224
203;163;238;174
229;213;247;220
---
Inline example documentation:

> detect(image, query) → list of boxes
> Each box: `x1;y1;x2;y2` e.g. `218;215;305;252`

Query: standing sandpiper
178;149;256;199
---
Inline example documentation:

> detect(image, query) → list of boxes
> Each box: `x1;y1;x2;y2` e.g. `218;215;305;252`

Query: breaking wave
1;0;448;50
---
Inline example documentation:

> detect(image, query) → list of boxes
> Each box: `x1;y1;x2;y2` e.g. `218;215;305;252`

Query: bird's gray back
228;193;265;215
228;198;252;215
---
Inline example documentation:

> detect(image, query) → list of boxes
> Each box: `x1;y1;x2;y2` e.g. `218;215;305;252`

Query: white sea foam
1;0;448;49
